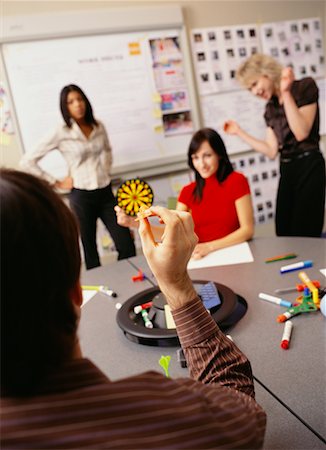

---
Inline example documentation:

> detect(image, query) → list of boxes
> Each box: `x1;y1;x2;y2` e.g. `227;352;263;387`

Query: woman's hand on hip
55;176;73;190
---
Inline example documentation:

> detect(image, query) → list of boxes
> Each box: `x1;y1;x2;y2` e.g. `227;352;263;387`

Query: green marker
265;253;297;263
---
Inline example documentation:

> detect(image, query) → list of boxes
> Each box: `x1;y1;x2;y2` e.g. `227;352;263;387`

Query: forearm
20;155;56;186
282;92;312;140
209;224;254;252
172;297;255;396
236;127;276;158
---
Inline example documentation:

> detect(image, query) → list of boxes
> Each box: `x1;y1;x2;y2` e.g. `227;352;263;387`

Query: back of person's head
0;169;81;396
188;128;233;200
236;53;283;90
60;84;97;127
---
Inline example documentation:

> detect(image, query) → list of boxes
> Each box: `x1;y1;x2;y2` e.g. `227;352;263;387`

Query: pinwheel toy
116;178;154;216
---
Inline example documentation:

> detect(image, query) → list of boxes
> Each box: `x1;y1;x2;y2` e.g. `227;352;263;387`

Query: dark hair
188;128;233;201
60;84;98;128
0;169;81;396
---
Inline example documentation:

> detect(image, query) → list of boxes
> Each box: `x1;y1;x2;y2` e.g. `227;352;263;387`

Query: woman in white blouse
20;84;135;269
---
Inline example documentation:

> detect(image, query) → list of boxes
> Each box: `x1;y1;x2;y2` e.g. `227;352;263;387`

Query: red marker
132;269;146;282
281;321;293;349
134;301;153;314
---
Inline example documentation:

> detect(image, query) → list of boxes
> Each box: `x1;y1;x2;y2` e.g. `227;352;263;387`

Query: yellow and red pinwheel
116;178;154;216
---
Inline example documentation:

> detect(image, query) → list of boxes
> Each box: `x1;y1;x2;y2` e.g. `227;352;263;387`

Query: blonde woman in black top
224;53;325;237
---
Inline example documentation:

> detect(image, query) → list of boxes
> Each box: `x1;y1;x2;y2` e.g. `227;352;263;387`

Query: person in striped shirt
0;169;266;449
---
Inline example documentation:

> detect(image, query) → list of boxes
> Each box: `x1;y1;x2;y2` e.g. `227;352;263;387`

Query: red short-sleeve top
178;171;250;243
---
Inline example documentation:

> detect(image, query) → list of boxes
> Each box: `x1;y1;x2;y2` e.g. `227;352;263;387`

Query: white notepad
187;242;254;270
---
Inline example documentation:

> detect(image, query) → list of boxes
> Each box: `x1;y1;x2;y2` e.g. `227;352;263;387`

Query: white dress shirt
20;120;112;190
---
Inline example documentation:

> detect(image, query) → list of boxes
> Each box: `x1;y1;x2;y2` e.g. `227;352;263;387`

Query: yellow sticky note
154;125;163;134
153;108;162;119
0;132;11;146
164;304;176;329
128;42;141;56
152;92;162;103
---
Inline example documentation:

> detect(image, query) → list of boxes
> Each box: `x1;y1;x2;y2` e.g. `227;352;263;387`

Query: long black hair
60;84;98;128
188;128;234;201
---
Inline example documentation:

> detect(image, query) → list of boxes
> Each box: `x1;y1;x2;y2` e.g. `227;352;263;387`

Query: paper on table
320;268;326;278
187;242;254;270
82;290;97;307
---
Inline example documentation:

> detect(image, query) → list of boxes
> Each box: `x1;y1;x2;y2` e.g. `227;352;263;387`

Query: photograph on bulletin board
148;36;193;137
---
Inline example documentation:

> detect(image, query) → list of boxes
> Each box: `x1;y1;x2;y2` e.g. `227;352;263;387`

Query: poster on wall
191;23;261;95
261;17;325;79
148;36;193;136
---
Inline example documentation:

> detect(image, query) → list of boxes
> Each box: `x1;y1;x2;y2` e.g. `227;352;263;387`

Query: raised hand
280;67;295;94
223;120;240;135
138;206;198;308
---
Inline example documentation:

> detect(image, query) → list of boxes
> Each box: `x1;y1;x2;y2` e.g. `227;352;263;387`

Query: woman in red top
177;128;254;259
116;128;254;260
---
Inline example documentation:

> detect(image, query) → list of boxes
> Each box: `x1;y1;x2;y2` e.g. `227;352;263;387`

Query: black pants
276;151;326;237
69;184;136;270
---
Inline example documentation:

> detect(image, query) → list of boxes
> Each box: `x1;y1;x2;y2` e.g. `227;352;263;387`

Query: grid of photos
261;17;324;79
231;153;279;225
191;24;261;95
148;35;193;136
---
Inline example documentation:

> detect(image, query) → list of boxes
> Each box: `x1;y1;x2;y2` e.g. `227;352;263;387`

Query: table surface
79;237;326;449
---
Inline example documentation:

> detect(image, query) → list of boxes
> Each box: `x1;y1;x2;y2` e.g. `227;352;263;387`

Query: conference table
79;237;326;450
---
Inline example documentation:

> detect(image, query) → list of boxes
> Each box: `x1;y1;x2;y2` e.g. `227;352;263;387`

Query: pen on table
265;253;297;263
275;280;321;294
82;285;117;298
280;260;313;274
134;301;153;314
141;309;153;328
258;293;292;308
280;321;293;350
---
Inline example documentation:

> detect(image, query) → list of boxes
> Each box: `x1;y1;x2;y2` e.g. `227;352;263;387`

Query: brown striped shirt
1;297;266;449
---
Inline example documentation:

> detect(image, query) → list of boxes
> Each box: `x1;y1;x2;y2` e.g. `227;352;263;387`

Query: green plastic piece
286;292;318;315
159;355;171;378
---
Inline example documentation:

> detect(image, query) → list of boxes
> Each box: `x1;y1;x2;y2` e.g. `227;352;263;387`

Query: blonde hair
236;53;283;91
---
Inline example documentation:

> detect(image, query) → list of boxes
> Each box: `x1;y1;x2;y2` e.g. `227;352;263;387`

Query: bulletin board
1;6;199;179
191;17;325;154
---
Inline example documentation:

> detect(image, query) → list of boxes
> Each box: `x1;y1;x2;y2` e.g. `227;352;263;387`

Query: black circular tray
116;281;247;347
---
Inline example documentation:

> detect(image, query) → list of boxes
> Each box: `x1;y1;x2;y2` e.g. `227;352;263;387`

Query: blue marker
259;293;292;308
280;260;313;274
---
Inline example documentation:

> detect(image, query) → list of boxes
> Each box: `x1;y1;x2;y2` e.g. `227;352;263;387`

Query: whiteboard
201;90;266;154
1;6;199;179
